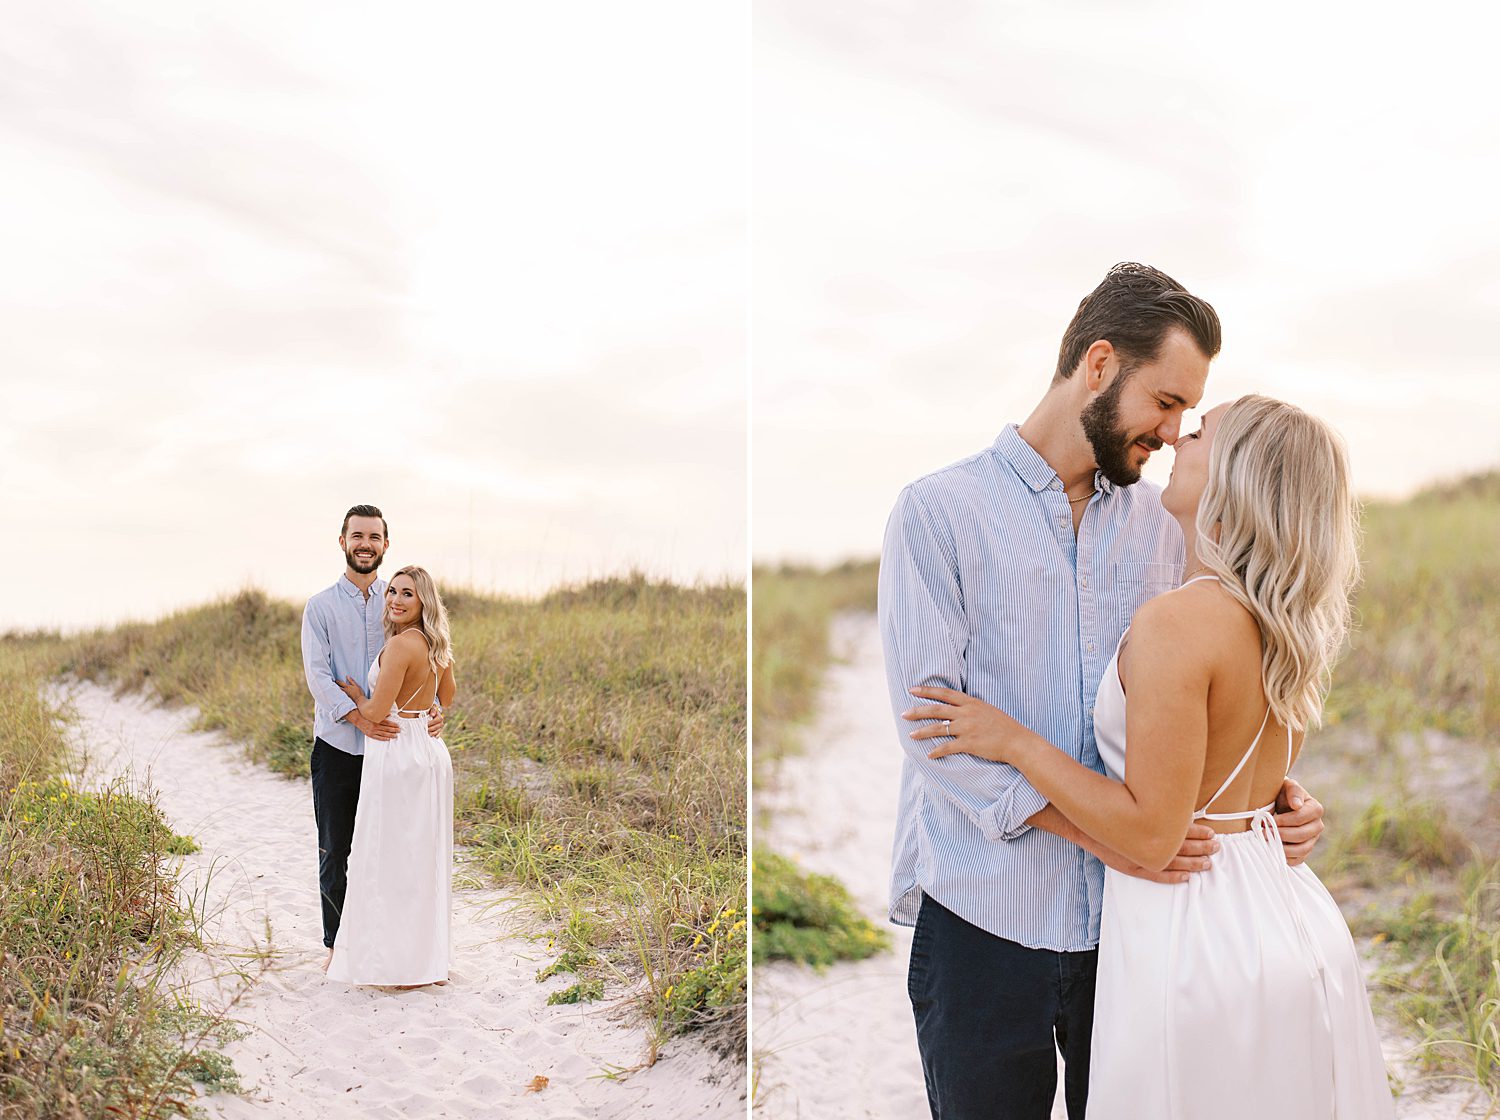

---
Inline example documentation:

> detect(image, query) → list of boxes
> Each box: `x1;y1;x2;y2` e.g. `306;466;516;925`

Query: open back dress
1084;576;1394;1118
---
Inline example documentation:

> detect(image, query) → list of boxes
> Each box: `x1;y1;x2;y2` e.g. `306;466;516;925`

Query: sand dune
60;681;743;1119
752;613;1489;1119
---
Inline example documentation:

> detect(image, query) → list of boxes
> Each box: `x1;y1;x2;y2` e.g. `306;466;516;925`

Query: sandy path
752;613;1491;1119
58;681;744;1120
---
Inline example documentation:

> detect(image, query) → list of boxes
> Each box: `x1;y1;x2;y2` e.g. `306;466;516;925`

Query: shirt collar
338;573;385;598
994;424;1117;499
994;424;1061;493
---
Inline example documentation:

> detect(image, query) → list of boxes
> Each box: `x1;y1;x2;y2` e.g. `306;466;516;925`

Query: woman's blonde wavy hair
1195;395;1360;732
383;565;454;676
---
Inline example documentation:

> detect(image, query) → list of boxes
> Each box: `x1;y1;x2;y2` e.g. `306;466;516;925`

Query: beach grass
49;572;747;1058
0;637;240;1120
751;561;879;786
1306;471;1500;1098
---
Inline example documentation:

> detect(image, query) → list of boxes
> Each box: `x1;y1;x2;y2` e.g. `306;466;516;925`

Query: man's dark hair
341;504;388;538
1053;262;1222;385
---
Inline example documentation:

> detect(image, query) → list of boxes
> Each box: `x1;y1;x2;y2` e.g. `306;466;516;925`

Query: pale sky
4;1;749;630
753;0;1500;565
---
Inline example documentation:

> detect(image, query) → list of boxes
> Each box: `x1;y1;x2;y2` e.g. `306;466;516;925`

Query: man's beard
1080;369;1161;487
345;547;383;575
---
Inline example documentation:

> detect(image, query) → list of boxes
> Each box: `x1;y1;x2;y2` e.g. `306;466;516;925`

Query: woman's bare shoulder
1132;578;1256;656
387;630;430;659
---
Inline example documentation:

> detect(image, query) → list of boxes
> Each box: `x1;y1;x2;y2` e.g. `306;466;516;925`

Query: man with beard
300;503;444;968
878;263;1327;1119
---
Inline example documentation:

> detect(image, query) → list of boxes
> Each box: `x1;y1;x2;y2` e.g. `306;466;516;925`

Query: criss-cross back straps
396;672;436;714
394;630;437;714
1180;572;1295;822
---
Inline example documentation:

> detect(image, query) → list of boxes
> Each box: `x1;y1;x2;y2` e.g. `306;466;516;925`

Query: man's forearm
1027;803;1082;844
1027;803;1113;862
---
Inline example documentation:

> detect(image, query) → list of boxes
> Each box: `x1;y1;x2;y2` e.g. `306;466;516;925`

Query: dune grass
1325;476;1500;744
751;560;880;787
53;573;747;1059
750;561;889;967
0;637;239;1120
1306;472;1500;1097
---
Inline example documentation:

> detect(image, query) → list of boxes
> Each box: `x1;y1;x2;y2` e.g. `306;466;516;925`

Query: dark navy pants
310;737;363;948
908;892;1098;1120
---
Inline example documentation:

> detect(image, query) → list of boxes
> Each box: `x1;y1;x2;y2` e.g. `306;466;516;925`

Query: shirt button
1087;641;1096;652
1087;706;1095;718
1081;575;1089;588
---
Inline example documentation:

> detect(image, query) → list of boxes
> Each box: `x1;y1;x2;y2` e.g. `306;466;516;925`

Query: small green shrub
546;979;605;1005
752;851;890;969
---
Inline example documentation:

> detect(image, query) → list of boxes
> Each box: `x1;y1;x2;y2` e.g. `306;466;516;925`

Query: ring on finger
943;719;951;735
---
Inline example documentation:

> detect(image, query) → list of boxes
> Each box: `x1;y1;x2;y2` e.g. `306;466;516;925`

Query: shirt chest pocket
1114;561;1179;632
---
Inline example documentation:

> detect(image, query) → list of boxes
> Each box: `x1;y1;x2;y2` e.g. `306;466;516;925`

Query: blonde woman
327;565;457;987
905;396;1393;1116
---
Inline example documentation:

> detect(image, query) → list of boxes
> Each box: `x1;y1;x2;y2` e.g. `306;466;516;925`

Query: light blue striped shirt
300;574;388;757
879;424;1183;951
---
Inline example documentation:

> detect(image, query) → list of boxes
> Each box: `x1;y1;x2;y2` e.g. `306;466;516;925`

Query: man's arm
879;485;1047;841
301;599;359;723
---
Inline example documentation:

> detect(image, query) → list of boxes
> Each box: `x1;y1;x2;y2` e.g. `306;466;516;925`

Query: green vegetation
22;572;746;1062
1325;475;1500;744
546;979;605;1006
751;561;879;784
1307;472;1500;1098
750;562;887;968
752;852;890;968
0;638;239;1120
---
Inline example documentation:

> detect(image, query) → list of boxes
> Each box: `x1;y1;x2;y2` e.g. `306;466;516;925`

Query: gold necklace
1183;565;1211;581
1067;488;1096;505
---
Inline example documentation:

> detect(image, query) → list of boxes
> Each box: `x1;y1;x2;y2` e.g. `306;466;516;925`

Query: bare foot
323;948;334;973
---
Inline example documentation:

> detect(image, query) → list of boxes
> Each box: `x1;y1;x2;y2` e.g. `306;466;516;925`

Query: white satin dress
326;650;453;986
1085;579;1394;1118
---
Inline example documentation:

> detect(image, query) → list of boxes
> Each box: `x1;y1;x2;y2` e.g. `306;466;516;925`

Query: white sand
57;681;744;1120
752;613;1491;1119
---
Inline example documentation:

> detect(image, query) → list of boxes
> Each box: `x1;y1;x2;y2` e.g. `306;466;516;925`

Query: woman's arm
1028;803;1219;884
437;663;455;709
908;594;1215;872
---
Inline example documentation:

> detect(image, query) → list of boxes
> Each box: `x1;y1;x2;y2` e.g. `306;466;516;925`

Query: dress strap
397;671;436;713
1180;573;1220;587
1192;706;1272;821
393;628;436;713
